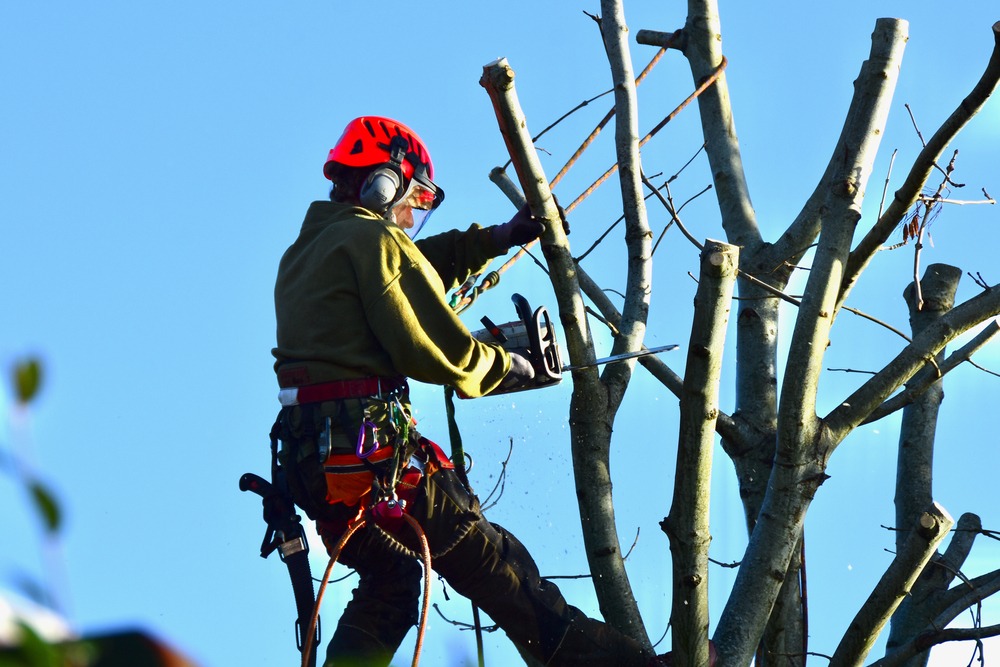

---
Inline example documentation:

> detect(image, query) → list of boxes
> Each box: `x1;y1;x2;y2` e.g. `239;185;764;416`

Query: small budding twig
878;149;898;220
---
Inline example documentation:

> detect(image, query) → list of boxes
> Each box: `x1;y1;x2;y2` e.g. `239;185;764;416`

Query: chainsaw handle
240;472;272;498
511;293;542;364
533;305;562;382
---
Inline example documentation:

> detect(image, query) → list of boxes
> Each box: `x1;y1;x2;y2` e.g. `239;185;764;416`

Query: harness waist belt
278;377;407;406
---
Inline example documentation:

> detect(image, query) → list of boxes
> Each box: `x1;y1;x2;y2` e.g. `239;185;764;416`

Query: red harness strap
278;376;408;405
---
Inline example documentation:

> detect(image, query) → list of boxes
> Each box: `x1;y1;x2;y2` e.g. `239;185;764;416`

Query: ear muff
359;167;403;214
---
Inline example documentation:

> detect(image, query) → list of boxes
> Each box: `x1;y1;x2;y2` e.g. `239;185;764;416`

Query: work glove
496;347;536;392
492;204;545;253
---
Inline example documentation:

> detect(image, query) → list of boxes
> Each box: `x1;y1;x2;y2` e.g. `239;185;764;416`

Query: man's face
389;202;415;230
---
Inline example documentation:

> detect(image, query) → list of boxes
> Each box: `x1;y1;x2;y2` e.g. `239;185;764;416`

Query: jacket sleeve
359;228;510;398
413;223;503;292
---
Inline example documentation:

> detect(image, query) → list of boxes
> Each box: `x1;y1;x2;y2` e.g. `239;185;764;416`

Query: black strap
265;410;320;666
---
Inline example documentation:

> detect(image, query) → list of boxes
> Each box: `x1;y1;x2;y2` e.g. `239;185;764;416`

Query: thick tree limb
676;0;761;254
930;568;1000;620
870;624;1000;667
829;503;954;667
711;21;909;667
872;569;1000;667
825;282;1000;437
663;240;738;667
839;22;1000;311
862;319;999;424
599;0;654;417
481;33;652;644
762;16;918;286
886;513;983;667
893;265;961;551
575;263;748;449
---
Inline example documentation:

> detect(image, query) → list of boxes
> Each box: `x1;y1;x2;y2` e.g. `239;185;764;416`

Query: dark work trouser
317;467;650;667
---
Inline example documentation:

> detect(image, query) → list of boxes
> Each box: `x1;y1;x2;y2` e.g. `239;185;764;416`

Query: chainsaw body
468;293;562;396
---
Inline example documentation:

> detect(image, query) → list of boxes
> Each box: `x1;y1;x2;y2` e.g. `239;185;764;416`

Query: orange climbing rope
300;513;434;667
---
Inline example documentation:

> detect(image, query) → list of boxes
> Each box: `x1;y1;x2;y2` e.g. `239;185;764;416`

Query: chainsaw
469;293;678;396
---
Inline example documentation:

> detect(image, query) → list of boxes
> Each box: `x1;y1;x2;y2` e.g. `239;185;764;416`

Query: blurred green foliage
13;360;42;405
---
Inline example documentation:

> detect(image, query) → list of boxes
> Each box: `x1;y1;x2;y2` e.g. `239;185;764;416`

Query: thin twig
651;184;713;257
668;142;707;184
878;149;898;221
916;196;996;205
577;182;666;262
906;104;927;147
567;57;727;213
520;244;550;274
967;359;1000;378
708;557;741;568
827;368;879;375
641;171;703;250
482;438;514;511
841;306;913;342
585;306;620;336
432;604;500;632
652;621;671;649
623;527;640;560
968;272;990;290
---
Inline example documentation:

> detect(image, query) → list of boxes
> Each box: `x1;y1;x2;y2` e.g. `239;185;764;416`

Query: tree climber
270;116;654;667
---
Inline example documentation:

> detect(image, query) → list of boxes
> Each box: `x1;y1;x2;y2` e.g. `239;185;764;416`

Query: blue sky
2;1;998;665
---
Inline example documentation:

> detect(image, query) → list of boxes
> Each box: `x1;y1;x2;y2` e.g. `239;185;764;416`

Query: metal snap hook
356;420;379;458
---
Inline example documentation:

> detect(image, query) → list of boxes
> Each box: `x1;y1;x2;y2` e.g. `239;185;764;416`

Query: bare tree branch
662;240;738;667
712;21;909;667
870;624;1000;667
826;282;1000;437
674;0;762;254
839;22;1000;311
830;503;955;667
863;319;999;424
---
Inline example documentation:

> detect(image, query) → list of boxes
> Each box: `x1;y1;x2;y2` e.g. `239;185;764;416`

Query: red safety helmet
324;116;434;182
324;117;444;239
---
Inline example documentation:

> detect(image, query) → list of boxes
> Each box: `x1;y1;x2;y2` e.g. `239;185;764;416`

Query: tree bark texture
840;22;1000;311
882;264;961;667
681;0;761;254
711;20;909;667
829;503;954;667
892;265;961;548
886;512;983;667
663;240;738;667
481;50;651;647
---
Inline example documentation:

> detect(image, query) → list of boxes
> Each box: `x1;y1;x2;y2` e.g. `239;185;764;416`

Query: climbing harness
241;375;420;667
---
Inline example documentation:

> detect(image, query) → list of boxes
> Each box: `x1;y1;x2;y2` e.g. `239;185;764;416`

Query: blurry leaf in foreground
0;622;62;667
28;481;61;534
13;358;43;404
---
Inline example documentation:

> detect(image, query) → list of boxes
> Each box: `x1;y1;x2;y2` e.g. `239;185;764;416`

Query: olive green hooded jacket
273;201;510;398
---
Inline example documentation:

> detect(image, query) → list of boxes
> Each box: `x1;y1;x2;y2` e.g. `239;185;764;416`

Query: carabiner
356;420;379;458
